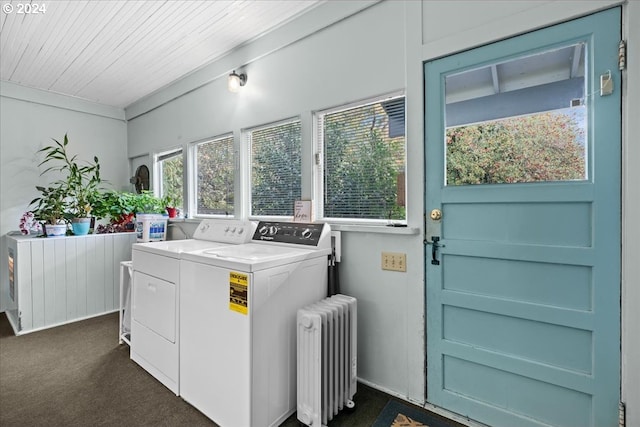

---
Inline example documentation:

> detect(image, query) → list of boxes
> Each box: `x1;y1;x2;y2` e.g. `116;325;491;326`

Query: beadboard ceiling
0;0;323;108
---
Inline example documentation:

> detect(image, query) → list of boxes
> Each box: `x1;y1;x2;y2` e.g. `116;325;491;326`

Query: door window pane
444;44;587;185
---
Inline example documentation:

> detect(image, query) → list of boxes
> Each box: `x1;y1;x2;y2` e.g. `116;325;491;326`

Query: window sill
330;223;420;235
170;218;420;236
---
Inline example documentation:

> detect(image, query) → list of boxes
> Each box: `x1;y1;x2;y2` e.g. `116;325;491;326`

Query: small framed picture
293;200;312;222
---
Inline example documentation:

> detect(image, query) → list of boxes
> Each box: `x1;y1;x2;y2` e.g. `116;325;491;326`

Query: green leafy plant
34;134;102;219
161;194;176;208
134;191;165;214
29;184;67;225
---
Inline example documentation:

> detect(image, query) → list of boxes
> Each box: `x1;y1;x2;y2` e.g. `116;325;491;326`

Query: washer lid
182;243;329;271
133;239;233;258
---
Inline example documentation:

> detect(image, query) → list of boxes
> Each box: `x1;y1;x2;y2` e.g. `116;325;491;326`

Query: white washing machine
130;219;256;395
179;221;331;427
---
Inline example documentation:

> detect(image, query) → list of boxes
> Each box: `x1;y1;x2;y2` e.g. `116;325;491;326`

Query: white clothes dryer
179;221;331;427
130;219;256;395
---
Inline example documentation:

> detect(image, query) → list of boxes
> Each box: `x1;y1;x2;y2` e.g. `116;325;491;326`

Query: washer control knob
302;228;312;239
269;226;278;235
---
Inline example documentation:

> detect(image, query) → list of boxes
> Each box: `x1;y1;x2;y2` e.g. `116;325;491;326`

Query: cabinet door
132;271;176;342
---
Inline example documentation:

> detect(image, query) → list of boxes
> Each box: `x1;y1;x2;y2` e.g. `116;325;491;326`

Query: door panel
425;8;621;427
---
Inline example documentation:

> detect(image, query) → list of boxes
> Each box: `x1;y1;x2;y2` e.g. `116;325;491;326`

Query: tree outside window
250;120;301;217
196;136;234;215
320;96;406;221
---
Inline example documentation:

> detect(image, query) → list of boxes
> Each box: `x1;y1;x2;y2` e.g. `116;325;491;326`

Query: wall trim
0;81;125;121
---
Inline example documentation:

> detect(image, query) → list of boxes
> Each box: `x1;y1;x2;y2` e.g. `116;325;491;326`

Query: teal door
425;8;621;427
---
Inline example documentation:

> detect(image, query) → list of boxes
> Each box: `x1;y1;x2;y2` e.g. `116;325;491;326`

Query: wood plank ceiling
0;0;323;108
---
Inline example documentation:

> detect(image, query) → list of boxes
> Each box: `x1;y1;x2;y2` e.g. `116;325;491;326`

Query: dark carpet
0;312;463;427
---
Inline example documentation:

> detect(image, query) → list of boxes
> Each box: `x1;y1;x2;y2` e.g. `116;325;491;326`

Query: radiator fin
297;294;357;426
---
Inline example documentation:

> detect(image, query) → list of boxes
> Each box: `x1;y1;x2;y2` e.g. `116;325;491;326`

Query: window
157;148;183;210
194;135;235;216
444;44;587;186
248;119;301;217
316;94;406;221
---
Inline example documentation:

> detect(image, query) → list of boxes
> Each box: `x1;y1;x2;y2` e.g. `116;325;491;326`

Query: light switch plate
381;252;406;272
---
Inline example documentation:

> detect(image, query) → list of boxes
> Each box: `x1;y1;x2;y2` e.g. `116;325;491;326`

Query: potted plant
29;184;68;237
94;190;138;232
35;134;102;236
162;194;178;218
134;191;165;215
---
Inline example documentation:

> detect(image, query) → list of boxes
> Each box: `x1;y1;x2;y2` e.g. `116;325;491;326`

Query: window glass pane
444;43;587;185
159;150;183;209
250;120;301;216
320;96;406;220
196;136;234;215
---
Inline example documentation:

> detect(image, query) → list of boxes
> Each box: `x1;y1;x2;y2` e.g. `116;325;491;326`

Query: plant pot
45;223;67;238
71;217;91;236
166;207;177;218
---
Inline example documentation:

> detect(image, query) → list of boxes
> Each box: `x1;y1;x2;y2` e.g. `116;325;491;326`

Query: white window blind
249;119;301;217
195;135;234;216
316;94;406;221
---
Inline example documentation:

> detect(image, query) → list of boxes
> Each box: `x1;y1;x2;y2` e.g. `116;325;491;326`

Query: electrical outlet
381;252;406;272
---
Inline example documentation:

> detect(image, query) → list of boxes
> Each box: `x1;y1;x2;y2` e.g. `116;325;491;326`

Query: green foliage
196;137;234;215
160;155;183;209
324;104;405;220
30;134;102;223
29;184;67;225
90;190;165;226
134;191;165;214
446;111;585;185
251;122;301;216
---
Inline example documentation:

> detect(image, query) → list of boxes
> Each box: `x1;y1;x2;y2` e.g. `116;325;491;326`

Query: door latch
426;236;442;265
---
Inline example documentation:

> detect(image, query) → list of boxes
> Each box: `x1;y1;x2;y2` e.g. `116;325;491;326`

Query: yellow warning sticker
229;272;248;315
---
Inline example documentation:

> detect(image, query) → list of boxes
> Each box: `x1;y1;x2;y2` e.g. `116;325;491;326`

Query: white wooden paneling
0;0;324;108
65;238;77;320
104;236;114;312
54;238;66;324
76;236;87;318
31;240;45;329
43;239;56;326
4;233;137;335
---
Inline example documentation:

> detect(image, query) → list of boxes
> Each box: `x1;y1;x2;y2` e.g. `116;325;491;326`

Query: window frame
188;133;237;218
313;91;407;225
154;147;184;212
245;116;303;220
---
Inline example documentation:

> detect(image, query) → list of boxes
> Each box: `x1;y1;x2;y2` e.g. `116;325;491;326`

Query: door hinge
619;401;626;427
619;40;627;71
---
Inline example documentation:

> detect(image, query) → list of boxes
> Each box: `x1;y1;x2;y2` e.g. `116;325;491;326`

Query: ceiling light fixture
228;70;247;92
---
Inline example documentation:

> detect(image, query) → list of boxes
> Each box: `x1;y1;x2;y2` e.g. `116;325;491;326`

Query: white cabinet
4;232;137;335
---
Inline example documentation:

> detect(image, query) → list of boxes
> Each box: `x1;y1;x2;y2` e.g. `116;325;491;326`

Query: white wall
0;82;128;311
